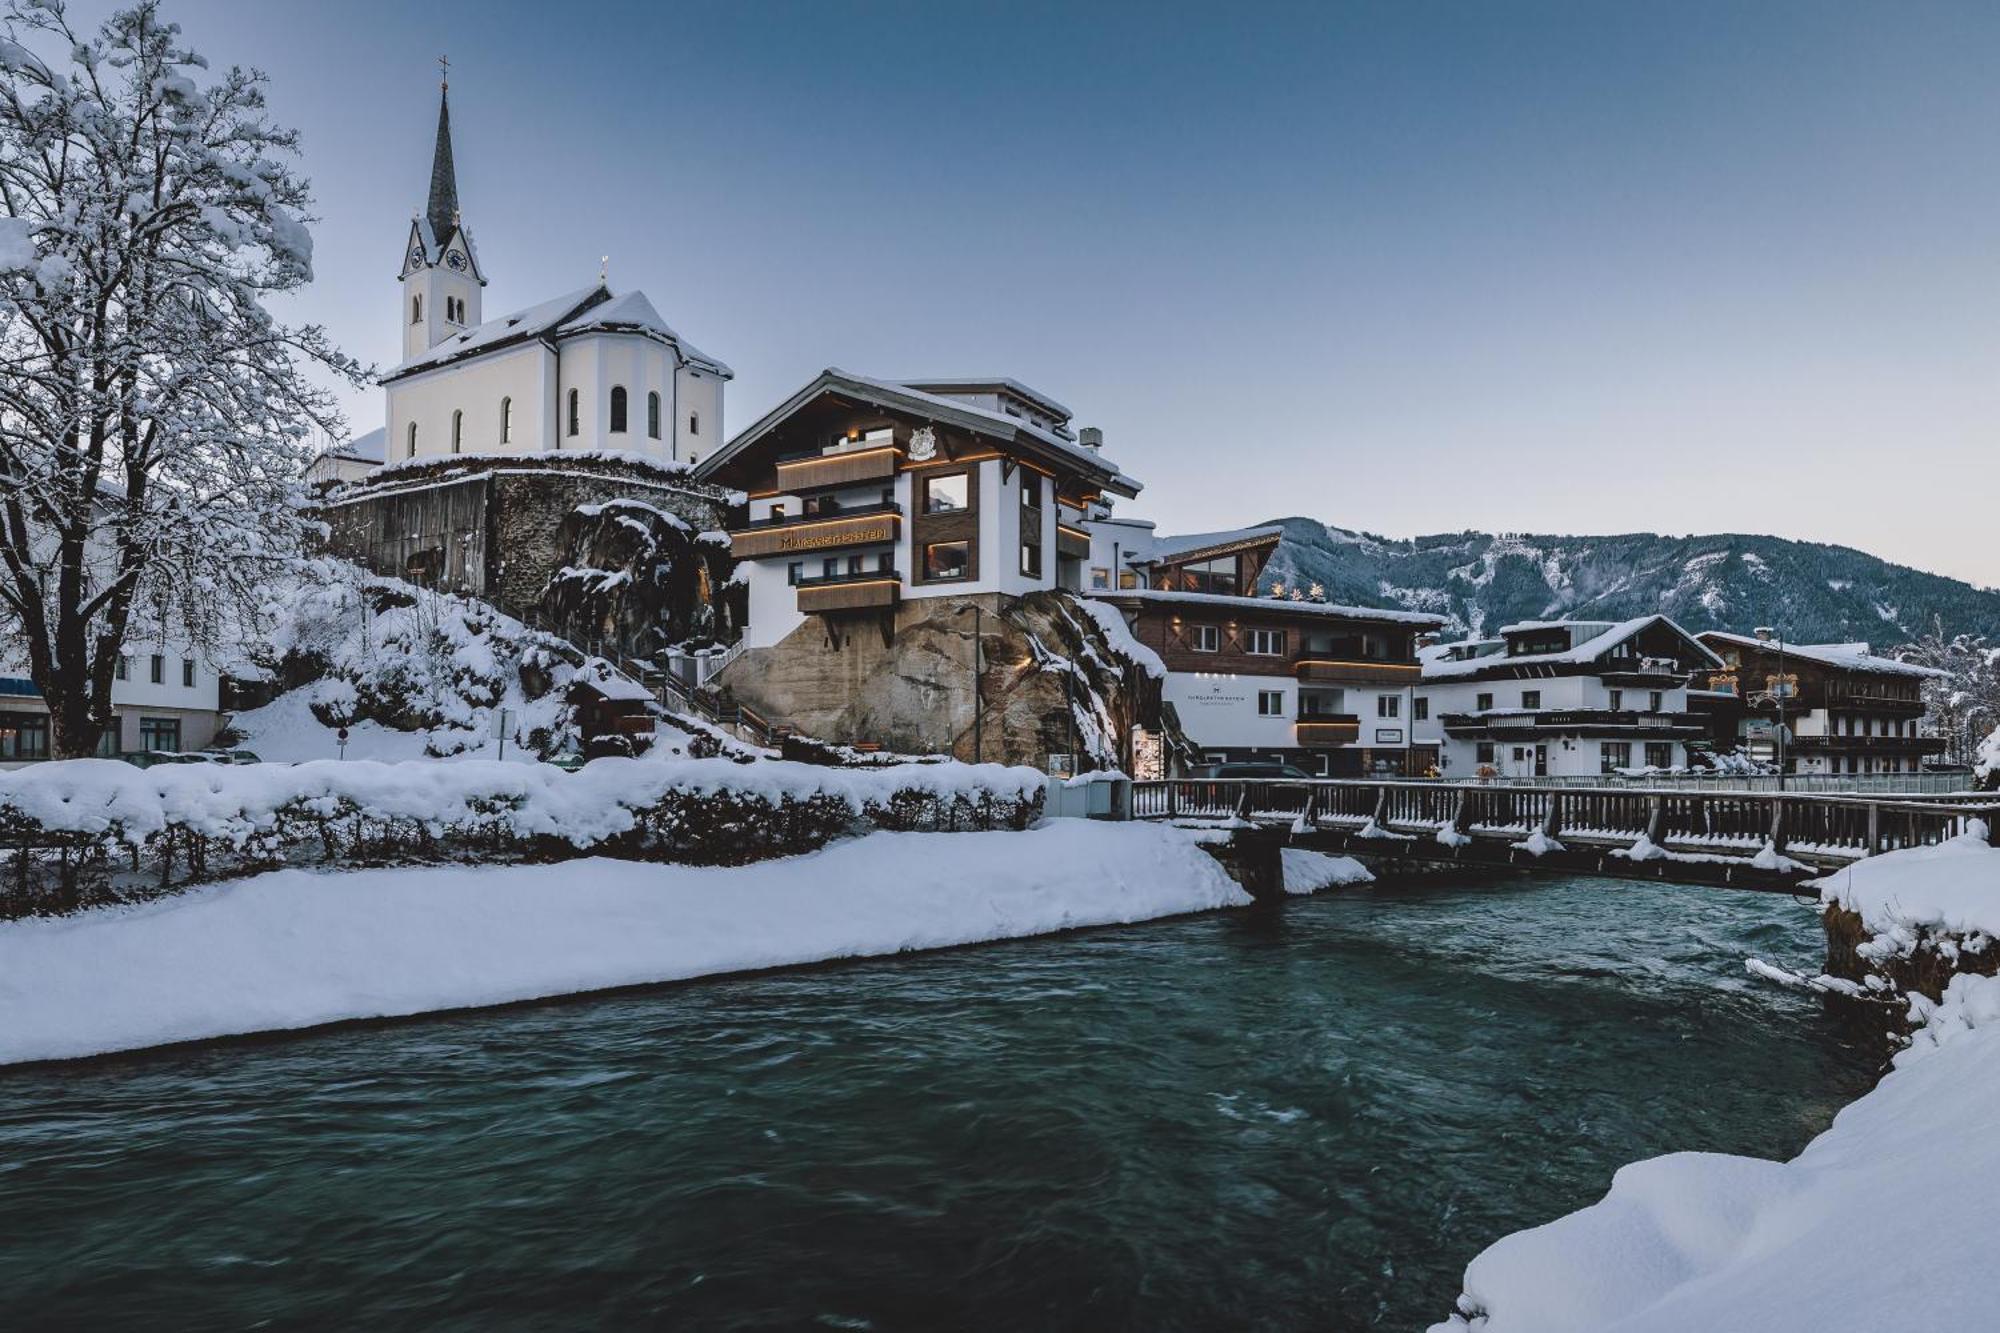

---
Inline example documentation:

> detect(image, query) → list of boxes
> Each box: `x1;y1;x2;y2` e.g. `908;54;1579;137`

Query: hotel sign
731;515;899;559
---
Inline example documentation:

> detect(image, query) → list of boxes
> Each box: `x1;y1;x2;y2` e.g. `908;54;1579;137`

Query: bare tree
0;0;364;755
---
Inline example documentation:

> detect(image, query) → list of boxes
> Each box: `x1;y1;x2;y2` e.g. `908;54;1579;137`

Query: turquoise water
0;873;1875;1330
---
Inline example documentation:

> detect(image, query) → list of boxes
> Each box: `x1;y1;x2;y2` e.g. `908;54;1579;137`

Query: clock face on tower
445;250;466;272
407;246;425;271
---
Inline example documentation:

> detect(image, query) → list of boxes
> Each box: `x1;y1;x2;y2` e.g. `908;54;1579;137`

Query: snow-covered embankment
0;821;1252;1066
1431;828;2000;1332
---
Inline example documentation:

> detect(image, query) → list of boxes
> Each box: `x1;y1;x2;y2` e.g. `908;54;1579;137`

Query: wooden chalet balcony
1294;658;1421;685
730;503;900;560
1056;524;1092;561
774;444;899;494
1295;715;1361;746
796;569;903;615
1441;709;1705;738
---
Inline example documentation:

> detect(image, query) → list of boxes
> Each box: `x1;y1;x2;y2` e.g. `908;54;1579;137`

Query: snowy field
0;821;1318;1066
1433;830;2000;1331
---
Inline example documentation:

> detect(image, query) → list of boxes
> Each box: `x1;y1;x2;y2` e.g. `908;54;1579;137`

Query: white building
0;640;223;765
335;80;729;478
1413;616;1723;779
695;370;1139;651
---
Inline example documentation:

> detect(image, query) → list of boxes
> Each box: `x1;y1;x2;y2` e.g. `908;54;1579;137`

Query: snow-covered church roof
383;283;731;382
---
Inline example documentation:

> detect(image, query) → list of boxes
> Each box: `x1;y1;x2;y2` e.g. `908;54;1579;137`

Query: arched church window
610;386;628;434
567;389;579;437
407;422;417;457
647;392;660;439
500;397;512;443
452;410;463;454
411;295;422;324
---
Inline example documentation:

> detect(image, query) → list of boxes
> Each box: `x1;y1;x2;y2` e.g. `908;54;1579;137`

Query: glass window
1475;692;1494;711
1645;742;1673;769
501;397;512;443
1521;690;1540;709
150;654;164;685
922;473;969;514
1191;625;1220;652
140;716;181;753
1020;540;1042;579
1246;629;1286;656
609;386;628;434
1257;691;1284;716
689;411;700;436
1607;688;1622;711
1180;555;1240;597
1600;741;1632;773
847;554;864;576
877;552;893;573
407;422;417;457
786;562;802;586
115;655;128;681
1413;697;1428;721
923;540;970;581
1476;741;1495;764
1649;690;1664;713
451;409;463;454
1020;474;1040;508
647;392;661;439
822;557;839;579
182;659;195;688
1377;695;1399;718
412;295;422;324
1089;567;1110;590
567;389;579;436
0;713;49;760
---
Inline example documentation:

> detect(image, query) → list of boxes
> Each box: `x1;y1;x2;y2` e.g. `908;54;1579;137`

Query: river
0;871;1878;1331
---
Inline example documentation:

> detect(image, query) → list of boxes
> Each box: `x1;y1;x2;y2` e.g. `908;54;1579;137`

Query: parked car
1193;762;1318;781
201;748;263;765
119;750;215;769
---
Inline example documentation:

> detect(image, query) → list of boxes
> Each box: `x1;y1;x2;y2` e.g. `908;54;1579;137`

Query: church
332;77;731;475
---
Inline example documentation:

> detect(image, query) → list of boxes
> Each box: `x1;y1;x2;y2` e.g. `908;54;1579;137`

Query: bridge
1127;778;2000;893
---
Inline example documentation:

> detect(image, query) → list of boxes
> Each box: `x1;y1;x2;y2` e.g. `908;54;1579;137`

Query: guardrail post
1867;802;1882;856
1166;781;1180;820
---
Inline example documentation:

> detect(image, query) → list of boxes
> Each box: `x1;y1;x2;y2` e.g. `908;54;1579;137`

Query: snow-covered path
0;821;1254;1066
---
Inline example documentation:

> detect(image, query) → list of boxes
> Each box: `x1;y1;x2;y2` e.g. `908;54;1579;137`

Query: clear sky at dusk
76;0;2000;583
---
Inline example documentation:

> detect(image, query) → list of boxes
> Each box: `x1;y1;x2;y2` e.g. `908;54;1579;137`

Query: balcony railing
730;505;901;560
796;569;903;615
1789;733;1945;754
1441;709;1705;737
1295;715;1361;746
1295;659;1421;685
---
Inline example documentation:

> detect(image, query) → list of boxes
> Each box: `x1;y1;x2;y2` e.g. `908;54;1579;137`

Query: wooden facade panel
732;514;900;560
798;579;901;614
1296;659;1422;685
774;445;900;494
910;463;981;586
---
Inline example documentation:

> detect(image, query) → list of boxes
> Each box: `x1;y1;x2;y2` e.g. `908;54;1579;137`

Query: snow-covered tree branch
0;0;365;756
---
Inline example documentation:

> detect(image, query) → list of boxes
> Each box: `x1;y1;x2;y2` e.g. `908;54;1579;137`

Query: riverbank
1432;830;2000;1331
0;820;1333;1066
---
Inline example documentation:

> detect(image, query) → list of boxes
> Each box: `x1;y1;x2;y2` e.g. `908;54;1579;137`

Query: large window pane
923;540;970;580
922;474;969;514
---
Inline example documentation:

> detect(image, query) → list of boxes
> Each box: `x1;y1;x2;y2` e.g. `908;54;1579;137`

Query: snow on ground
1280;848;1372;894
0;821;1245;1065
1432;973;2000;1332
1432;833;2000;1331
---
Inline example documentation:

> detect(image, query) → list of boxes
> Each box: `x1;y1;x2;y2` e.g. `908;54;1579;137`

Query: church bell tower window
411;295;422;324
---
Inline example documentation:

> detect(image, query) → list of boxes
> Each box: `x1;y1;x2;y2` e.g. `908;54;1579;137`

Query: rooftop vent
1754;626;1775;642
1078;426;1104;451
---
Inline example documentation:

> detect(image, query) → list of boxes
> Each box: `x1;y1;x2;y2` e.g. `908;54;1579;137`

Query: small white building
0;640;223;765
1414;616;1723;779
332;79;729;481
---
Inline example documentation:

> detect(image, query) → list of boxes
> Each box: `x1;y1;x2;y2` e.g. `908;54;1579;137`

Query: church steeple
426;65;459;244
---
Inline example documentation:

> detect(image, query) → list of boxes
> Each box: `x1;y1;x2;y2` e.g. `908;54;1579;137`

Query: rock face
317;455;734;639
716;590;1180;767
538;497;744;661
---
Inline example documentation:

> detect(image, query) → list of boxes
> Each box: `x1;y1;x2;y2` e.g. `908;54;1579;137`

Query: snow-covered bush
0;755;1046;916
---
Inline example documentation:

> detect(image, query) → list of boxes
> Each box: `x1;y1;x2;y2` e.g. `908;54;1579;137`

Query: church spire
425;60;459;244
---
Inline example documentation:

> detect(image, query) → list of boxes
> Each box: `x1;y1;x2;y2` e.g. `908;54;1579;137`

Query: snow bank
1280;847;1372;894
1814;823;2000;941
1431;976;2000;1332
0;821;1247;1065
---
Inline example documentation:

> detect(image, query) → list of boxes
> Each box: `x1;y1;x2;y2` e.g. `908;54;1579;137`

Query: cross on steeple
438;53;449;91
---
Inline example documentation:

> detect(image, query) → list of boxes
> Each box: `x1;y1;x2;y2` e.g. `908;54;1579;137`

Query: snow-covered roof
318;426;384;464
1699;632;1949;679
896;377;1073;422
557;290;731;376
1424;615;1722;679
1498;618;1616;637
703;369;1139;496
1089;588;1446;627
387;284;603;377
384;284;730;381
1144;525;1285;564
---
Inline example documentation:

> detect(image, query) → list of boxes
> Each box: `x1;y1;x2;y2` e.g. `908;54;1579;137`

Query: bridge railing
1128;778;1999;863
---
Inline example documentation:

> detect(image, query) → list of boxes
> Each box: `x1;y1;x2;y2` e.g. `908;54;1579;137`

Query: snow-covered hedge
0;756;1045;916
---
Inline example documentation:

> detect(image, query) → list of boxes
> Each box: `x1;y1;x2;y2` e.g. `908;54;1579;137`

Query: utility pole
1775;632;1788;792
958;603;984;763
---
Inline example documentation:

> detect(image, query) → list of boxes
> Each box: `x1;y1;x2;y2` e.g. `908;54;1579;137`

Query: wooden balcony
730;505;900;560
1295;716;1361;746
1056;524;1092;561
797;571;903;615
1294;658;1421;685
1788;733;1945;755
774;444;899;494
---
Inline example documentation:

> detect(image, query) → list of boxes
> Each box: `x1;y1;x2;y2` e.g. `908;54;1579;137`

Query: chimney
1078;426;1103;451
1754;626;1774;642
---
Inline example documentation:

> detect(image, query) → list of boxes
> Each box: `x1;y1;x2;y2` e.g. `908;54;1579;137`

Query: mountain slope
1257;520;2000;643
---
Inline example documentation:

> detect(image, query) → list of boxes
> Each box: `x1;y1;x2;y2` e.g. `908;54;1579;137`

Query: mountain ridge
1254;519;2000;644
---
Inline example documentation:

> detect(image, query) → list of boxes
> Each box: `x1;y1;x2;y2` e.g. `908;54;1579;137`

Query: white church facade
325;79;729;479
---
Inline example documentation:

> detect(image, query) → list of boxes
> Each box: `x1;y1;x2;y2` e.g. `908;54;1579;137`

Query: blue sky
70;1;2000;583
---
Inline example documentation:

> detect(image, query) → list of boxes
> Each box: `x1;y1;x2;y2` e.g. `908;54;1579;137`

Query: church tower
399;67;485;362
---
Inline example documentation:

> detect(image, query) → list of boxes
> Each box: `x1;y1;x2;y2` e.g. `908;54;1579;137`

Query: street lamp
956;603;984;763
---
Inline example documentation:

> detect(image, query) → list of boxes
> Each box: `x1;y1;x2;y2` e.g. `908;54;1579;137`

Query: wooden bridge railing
1128;778;2000;865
